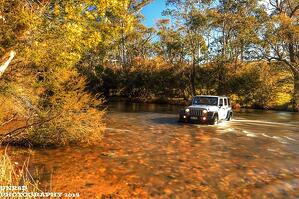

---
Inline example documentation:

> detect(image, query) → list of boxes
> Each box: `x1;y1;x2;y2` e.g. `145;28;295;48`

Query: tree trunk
190;63;196;96
288;41;298;111
0;51;16;77
293;72;299;111
190;45;196;97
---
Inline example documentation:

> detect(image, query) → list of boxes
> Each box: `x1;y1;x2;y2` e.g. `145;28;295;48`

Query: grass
0;150;41;199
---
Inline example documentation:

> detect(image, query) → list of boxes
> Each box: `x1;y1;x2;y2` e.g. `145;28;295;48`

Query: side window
228;98;231;106
219;98;223;106
224;98;227;106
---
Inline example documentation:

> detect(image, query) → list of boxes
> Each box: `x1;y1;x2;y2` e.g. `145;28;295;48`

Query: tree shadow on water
151;117;215;128
150;117;182;125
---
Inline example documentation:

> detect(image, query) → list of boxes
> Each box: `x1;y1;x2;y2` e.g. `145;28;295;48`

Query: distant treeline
76;0;298;111
79;57;293;110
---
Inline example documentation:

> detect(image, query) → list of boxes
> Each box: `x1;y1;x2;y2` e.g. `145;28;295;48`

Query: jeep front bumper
179;114;213;123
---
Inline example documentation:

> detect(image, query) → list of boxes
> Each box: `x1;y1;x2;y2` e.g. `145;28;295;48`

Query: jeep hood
187;105;218;112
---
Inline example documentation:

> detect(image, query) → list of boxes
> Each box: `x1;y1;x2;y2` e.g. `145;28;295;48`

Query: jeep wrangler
179;95;233;125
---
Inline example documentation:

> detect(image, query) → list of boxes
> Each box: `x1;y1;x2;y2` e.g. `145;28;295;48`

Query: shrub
0;71;105;147
28;79;105;147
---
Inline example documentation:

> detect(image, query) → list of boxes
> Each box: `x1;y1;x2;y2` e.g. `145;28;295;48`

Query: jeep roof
193;95;229;98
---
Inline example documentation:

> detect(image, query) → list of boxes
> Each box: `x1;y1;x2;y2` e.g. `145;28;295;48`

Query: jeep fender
179;109;186;115
226;110;233;118
208;111;218;119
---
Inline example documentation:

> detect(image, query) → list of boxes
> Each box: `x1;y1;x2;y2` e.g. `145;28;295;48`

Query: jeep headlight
203;110;208;114
185;108;190;113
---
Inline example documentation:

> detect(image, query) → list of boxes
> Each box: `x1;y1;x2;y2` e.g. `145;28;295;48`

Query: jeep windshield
192;97;218;106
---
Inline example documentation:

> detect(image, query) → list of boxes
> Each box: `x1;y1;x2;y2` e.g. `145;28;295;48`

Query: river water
4;102;299;198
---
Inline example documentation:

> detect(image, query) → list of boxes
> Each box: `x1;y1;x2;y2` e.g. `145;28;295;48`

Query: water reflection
3;102;299;198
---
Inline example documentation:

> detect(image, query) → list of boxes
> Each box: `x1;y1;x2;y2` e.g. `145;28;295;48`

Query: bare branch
290;4;299;17
131;0;153;13
0;114;60;144
266;56;298;73
0;114;17;127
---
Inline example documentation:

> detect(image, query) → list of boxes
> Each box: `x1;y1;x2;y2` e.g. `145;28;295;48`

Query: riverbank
107;96;295;112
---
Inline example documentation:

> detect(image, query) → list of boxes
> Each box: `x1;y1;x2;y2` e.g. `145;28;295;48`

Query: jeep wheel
178;117;185;123
226;112;232;121
210;114;218;125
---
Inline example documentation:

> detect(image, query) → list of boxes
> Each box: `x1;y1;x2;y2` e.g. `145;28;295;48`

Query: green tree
164;0;210;96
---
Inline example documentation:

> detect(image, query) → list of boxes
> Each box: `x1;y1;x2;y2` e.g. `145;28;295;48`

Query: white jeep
179;95;233;125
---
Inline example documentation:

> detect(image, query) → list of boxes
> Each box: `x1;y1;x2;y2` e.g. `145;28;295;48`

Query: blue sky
141;0;168;27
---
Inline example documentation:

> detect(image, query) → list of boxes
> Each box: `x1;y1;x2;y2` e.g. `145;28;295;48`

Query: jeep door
223;98;230;118
218;98;227;120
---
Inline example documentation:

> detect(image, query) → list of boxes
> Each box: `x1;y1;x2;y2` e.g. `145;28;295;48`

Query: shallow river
4;102;299;198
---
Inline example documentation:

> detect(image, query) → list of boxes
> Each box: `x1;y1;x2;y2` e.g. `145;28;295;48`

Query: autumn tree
0;0;138;146
257;0;299;111
156;19;185;64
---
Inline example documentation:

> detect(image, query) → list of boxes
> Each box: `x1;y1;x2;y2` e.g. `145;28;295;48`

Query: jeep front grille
190;109;202;116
